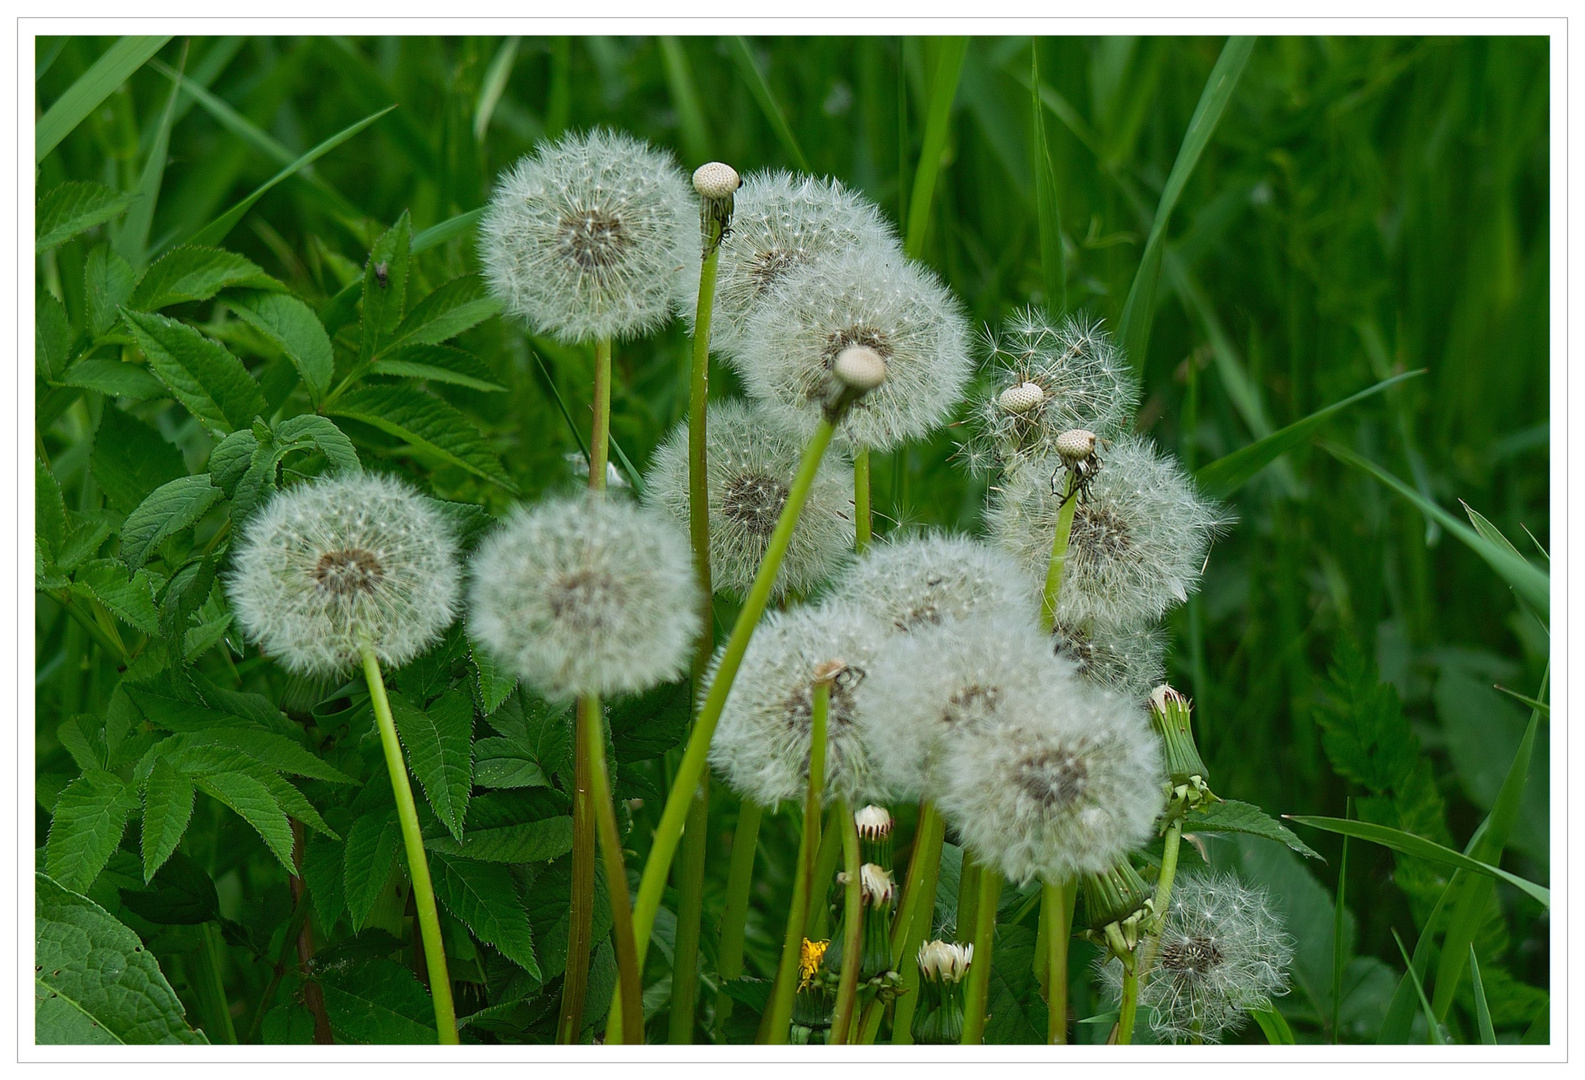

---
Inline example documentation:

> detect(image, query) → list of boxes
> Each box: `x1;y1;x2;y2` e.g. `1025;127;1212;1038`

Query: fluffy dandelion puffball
480;128;694;344
226;473;461;678
988;436;1230;628
1099;872;1294;1044
468;493;700;699
643;399;853;597
1052;618;1166;704
934;671;1165;884
836;532;1038;633
858;611;1062;800
960;310;1140;475
709;602;891;808
680;170;902;359
734;247;971;451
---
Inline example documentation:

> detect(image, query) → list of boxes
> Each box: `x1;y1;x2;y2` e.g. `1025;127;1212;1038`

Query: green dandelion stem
854;449;872;552
714;798;764;1035
829;801;864;1044
1039;469;1080;631
958;861;1003;1044
580;693;644;1044
590;336;612;491
360;645;458;1045
1040;879;1074;1043
763;677;830;1044
1136;817;1185;980
880;800;946;1044
1118;965;1141;1044
558;722;595;1043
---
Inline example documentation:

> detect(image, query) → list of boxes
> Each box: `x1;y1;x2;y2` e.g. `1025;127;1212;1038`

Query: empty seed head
833;344;888;391
693;161;741;199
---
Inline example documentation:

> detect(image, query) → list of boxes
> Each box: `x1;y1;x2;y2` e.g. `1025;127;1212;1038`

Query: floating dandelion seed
988;436;1231;628
480;128;694;344
226;473;461;678
1098;872;1294;1044
708;602;892;808
643;399;853;597
1051;618;1167;704
836;532;1038;634
468;493;700;700
735;247;971;452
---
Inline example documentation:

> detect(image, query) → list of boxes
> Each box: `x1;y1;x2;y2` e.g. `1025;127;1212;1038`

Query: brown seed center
944;683;1002;727
1018;746;1089;809
721;473;789;537
1072;503;1134;562
548;568;617;631
314;548;385;596
748;247;800;295
557;208;630;272
1160;936;1223;976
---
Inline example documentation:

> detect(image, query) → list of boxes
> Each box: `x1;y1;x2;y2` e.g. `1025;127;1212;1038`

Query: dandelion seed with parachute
836;532;1038;634
1052;617;1167;704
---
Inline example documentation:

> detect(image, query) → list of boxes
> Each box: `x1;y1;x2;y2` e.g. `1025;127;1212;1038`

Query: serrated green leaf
206;428;260;495
36;291;73;379
57;716;106;772
35;873;207;1044
1189;799;1322;859
469;633;517;716
430;852;540;976
390;690;473;842
128;246;279;311
472;738;548;790
342;810;401;930
37;180;134;253
1317;641;1417;794
58;513;114;574
141;758;195;881
372;344;506;392
45;770;138;892
223;289;333;401
152;729;353;783
72;560;163;636
84;243;137;338
184;614;233;662
426;813;573;865
273;414;361;475
330;384;516;492
302;832;346;931
59;357;167;401
125;671;300;740
119;308;265;433
318;957;437;1044
360;212;412;364
120;474;222;569
383;275;500;353
36;458;66;562
120;850;218;924
193;771;296;872
36;36;173;163
92;404;185;512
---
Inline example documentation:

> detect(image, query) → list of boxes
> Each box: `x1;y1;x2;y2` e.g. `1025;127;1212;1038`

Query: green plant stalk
1039;470;1080;632
361;645;458;1045
957;858;982;946
1041;880;1072;1044
854;449;872;551
807;805;845;940
1117;966;1140;1044
714;799;764;1035
609;414;840;1042
958;863;1003;1044
872;800;944;1044
590;336;612;489
1118;816;1186;1046
580;693;644;1044
669;218;723;1046
194;921;238;1044
829;802;864;1044
762;679;829;1044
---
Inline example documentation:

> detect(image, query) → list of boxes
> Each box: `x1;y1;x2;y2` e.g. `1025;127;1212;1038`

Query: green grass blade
659;37;710;165
1031;41;1065;314
904;36;970;259
1117;35;1254;371
1377;885;1453;1043
187;105;395;249
1287;816;1549;908
728;37;809;171
1331;802;1350;1043
530;348;589;466
1392;929;1449;1045
1195;369;1425;499
1461;499;1531;564
413;208;484;254
1251;1007;1296;1045
114;42;186;270
1322;442;1550;621
1468;946;1496;1045
37;36;172;163
473;37;520;144
1494;685;1549;715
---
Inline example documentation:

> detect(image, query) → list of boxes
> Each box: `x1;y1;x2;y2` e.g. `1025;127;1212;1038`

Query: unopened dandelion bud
913;940;972;1044
1149;683;1211;796
999;381;1046;414
858;863;896;979
1080;855;1153;937
1055;427;1097;465
855;804;894;867
859;863;895;908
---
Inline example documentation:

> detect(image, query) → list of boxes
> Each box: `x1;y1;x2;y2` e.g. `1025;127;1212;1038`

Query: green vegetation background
34;35;1549;1045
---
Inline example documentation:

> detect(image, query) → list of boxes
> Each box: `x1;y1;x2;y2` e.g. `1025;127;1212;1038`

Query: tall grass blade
729;37;809;171
114;41;186;270
414;208;484;254
1468;946;1497;1045
1392;929;1449;1045
37;36;172;163
1251;1007;1296;1045
1331;802;1350;1043
1030;41;1065;314
904;36;970;259
660;37;710;165
473;37;520;144
1117;35;1254;371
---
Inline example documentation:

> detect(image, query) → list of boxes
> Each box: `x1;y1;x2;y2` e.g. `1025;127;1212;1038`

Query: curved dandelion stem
580;693;644;1043
360;646;458;1045
828;801;864;1043
713;799;764;1036
958;861;1004;1044
854;449;872;551
1039;469;1080;631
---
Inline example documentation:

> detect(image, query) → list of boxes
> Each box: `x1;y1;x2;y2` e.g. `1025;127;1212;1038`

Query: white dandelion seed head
692;161;741;200
1051;618;1167;704
1097;872;1294;1044
734;246;972;452
836;533;1039;634
226;473;461;679
679;170;902;358
918;940;974;983
987;436;1232;628
642;399;853;598
856;611;1062;801
468;493;701;700
959;310;1141;475
934;672;1165;884
708;602;892;808
480;128;694;344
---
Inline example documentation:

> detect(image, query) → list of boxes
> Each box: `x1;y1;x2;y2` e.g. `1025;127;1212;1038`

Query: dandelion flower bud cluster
643;399;853;597
227;473;461;678
1099;872;1294;1044
468;493;700;700
481;128;694;343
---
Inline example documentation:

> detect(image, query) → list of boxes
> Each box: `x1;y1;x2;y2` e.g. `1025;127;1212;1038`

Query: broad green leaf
141;759;196;881
1469;946;1497;1044
72;560;163;636
119;308;265;433
188;105;397;248
45;770;138;892
1187;799;1321;859
371;345;505;392
330;384;517;492
59;358;166;401
425;813;573;865
1118;36;1254;370
273;414;362;475
359;212;412;364
57;716;105;772
256;771;338;840
153;729;354;784
36;36;172;163
469;633;517;716
342;811;401;930
384;274;500;353
1324;442;1550;621
206;428;260;495
128;246;278;311
472;738;548;790
1286;816;1549;908
36;291;72;379
318;957;437;1044
223;289;334;402
123;676;297;741
120;475;222;569
430;852;540;976
1196;370;1425;500
36;180;133;253
1031;42;1065;314
1251;1007;1297;1044
904;36;970;259
302;832;347;931
728;38;809;171
390;690;474;842
84;243;137;338
120;850;218;925
35;873;207;1044
91;406;185;512
193;771;296;872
